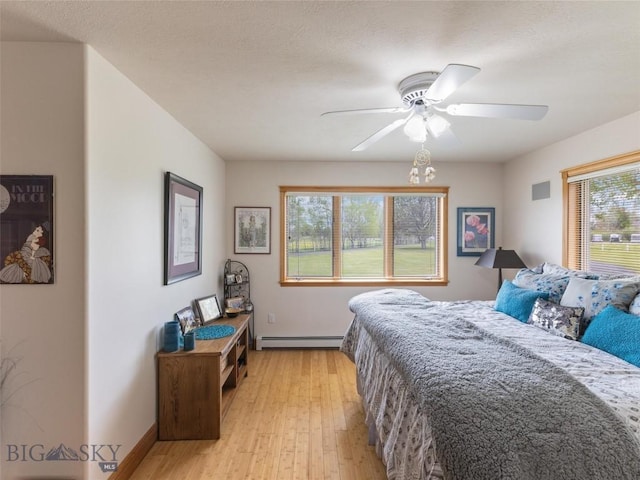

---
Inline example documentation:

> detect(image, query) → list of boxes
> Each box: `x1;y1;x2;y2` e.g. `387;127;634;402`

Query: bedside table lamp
475;246;526;293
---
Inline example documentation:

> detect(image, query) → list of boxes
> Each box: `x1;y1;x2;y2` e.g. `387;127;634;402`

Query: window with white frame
562;151;640;276
279;186;449;286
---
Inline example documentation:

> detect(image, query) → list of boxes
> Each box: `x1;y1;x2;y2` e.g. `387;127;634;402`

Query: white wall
0;42;86;480
0;42;227;480
85;47;226;479
225;159;505;341
504;111;640;267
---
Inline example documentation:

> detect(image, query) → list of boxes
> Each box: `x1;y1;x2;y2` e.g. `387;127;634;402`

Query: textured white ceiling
2;1;639;163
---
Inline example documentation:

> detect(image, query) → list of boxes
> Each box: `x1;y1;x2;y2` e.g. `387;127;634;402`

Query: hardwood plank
129;349;387;480
309;399;324;480
320;368;338;455
326;349;338;374
293;431;311;480
245;433;276;479
336;429;359;480
328;374;347;431
322;450;341;480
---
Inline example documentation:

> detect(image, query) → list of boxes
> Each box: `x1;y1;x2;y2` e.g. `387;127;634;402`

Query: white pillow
560;277;639;321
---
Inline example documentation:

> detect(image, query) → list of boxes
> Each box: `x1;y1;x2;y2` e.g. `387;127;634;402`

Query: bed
341;264;640;480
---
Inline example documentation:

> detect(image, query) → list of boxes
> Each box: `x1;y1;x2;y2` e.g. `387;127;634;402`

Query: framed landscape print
234;206;271;254
457;207;495;256
164;172;203;285
0;175;54;284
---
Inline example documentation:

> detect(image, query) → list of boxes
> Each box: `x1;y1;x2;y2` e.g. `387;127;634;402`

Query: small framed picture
175;306;197;333
225;296;245;310
225;273;237;285
195;294;223;324
234;206;271;254
457;207;495;256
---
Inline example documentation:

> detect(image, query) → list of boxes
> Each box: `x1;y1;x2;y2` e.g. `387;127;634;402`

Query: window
562;150;640;276
280;186;449;286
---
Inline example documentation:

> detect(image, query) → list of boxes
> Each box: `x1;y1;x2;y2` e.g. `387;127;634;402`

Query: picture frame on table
457;207;495;256
234;206;271;254
164;172;203;285
195;294;223;324
225;296;245;310
175;306;198;333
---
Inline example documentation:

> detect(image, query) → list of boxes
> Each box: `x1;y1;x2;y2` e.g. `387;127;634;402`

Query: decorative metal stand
224;258;254;344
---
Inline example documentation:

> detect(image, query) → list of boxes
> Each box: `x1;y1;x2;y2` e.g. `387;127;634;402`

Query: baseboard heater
255;336;344;350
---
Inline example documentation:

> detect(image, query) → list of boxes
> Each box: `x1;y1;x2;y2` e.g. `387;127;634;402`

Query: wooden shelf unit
157;314;250;440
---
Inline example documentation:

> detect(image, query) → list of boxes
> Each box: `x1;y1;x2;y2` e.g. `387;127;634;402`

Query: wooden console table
157;314;250;440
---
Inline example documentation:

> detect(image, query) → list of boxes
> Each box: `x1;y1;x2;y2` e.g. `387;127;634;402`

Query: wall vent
532;180;551;200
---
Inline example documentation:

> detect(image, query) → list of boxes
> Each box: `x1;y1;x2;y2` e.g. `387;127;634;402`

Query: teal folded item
495;280;549;323
581;305;640;368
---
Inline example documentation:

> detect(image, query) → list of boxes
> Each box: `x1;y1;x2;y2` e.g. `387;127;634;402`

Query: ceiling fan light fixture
426;114;450;138
403;115;427;142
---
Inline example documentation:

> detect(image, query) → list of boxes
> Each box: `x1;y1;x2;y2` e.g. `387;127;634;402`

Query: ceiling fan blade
445;103;549;120
434;127;461;147
425;64;480;102
352;116;410;151
321;106;409;116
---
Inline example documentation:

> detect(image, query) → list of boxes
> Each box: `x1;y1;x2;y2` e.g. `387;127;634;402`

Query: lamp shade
475;247;526;293
474;247;526;270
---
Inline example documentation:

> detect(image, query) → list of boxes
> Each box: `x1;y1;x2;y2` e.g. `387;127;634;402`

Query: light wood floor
130;349;387;480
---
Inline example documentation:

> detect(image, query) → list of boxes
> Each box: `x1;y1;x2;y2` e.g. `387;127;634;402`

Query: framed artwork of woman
0;175;54;284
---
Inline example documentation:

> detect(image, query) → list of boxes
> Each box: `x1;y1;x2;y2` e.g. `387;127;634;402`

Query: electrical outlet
267;313;276;324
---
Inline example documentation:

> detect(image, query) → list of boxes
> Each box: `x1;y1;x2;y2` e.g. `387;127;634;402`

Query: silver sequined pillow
528;298;584;340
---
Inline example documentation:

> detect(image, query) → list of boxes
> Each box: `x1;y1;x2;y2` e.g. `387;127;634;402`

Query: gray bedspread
344;289;640;480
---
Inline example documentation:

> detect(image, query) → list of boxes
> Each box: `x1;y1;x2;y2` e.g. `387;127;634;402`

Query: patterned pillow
512;269;574;303
630;294;640;316
581;305;640;368
560;277;640;322
530;263;544;274
495;280;549;323
528;298;584;340
596;274;640;282
541;263;594;278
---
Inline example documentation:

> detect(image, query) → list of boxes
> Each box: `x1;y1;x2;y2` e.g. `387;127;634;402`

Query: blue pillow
581;305;640;368
495;280;549;322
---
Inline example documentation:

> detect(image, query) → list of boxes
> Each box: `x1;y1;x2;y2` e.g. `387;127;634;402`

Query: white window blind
564;155;640;276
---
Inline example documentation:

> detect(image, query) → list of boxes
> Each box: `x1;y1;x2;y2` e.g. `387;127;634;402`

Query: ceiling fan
322;64;549;152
